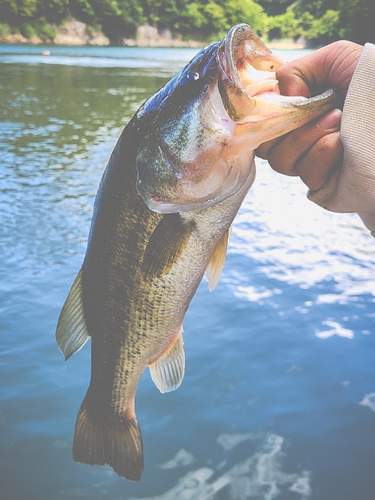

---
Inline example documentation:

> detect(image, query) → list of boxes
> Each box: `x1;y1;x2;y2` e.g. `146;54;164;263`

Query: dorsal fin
56;268;90;360
149;328;185;393
141;214;194;278
205;227;231;291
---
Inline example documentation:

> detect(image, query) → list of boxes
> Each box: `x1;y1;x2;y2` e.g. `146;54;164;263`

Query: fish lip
217;24;338;118
217;24;244;88
217;24;282;95
216;24;281;122
217;24;275;88
285;87;338;108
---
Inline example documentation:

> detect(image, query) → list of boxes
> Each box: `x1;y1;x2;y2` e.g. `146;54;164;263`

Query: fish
56;23;337;481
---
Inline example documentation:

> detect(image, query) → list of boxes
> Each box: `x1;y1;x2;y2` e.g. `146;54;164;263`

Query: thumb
276;68;312;98
276;41;363;100
275;50;325;98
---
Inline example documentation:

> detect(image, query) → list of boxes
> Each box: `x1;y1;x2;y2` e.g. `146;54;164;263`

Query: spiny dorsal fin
149;328;185;393
56;268;89;360
205;227;231;292
141;214;194;278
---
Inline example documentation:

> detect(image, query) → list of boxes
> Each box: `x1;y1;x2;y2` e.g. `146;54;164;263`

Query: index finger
256;136;283;160
276;41;363;99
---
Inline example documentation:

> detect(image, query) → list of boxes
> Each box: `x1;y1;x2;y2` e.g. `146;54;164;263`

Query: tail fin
72;398;144;481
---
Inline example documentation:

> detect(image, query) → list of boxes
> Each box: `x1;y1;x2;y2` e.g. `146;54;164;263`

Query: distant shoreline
266;40;306;50
0;19;307;50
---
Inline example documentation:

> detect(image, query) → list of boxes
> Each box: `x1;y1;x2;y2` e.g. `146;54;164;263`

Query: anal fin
205;227;231;292
149;328;185;394
56;268;89;360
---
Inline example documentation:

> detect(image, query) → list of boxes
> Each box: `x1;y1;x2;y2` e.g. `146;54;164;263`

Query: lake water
1;44;375;500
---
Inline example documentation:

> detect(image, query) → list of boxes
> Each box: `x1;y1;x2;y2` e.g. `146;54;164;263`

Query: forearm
308;43;375;236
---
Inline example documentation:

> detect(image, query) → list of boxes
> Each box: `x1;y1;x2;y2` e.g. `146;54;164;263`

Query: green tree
307;9;340;42
297;11;314;37
203;1;226;33
37;0;69;23
88;0;144;40
223;0;267;35
140;0;180;30
338;0;375;43
178;2;205;32
68;0;96;24
257;0;295;16
267;10;298;39
117;0;144;31
293;0;339;19
1;0;373;47
0;0;38;22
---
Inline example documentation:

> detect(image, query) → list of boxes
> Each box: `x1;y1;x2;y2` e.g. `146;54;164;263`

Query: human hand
257;40;363;191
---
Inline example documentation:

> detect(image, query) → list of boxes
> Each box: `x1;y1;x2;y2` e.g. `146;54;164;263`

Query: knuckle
314;135;334;158
255;145;268;159
268;152;295;176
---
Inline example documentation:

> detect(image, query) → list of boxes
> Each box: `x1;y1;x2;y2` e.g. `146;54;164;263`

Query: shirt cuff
307;43;375;235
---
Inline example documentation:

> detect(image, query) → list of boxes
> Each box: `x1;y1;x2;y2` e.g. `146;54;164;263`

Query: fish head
136;24;338;214
135;41;224;213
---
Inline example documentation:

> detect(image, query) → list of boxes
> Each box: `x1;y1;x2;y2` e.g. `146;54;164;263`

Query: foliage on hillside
0;0;374;45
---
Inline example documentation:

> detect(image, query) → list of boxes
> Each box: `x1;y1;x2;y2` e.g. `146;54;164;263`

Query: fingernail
317;109;342;130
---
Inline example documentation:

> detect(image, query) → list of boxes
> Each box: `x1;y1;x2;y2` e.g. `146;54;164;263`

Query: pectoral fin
149;328;185;393
56;268;90;360
142;214;194;277
205;227;231;291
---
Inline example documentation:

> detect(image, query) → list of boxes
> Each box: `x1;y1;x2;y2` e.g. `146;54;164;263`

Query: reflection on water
133;433;311;500
1;45;375;500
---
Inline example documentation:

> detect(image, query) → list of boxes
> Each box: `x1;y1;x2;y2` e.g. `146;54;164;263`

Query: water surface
1;45;375;500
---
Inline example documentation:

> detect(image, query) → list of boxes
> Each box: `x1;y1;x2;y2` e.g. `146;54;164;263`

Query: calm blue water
1;44;375;500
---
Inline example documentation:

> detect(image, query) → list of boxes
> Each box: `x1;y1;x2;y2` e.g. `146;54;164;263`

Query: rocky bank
0;18;206;47
0;17;305;49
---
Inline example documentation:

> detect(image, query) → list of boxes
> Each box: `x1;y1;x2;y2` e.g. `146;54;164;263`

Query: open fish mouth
217;23;286;122
216;24;337;149
136;24;338;214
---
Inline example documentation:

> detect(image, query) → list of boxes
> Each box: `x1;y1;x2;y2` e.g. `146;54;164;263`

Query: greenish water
1;45;375;500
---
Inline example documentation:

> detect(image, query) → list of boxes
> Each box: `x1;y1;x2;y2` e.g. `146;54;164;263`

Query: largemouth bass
56;24;337;481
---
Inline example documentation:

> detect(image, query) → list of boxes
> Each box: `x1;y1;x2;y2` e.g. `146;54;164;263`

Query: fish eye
176;48;217;100
180;71;200;86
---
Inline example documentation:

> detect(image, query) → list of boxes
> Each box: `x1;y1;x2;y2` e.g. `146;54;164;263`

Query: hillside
0;0;374;46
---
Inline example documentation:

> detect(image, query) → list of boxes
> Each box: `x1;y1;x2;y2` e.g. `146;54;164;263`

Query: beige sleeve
307;43;375;236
